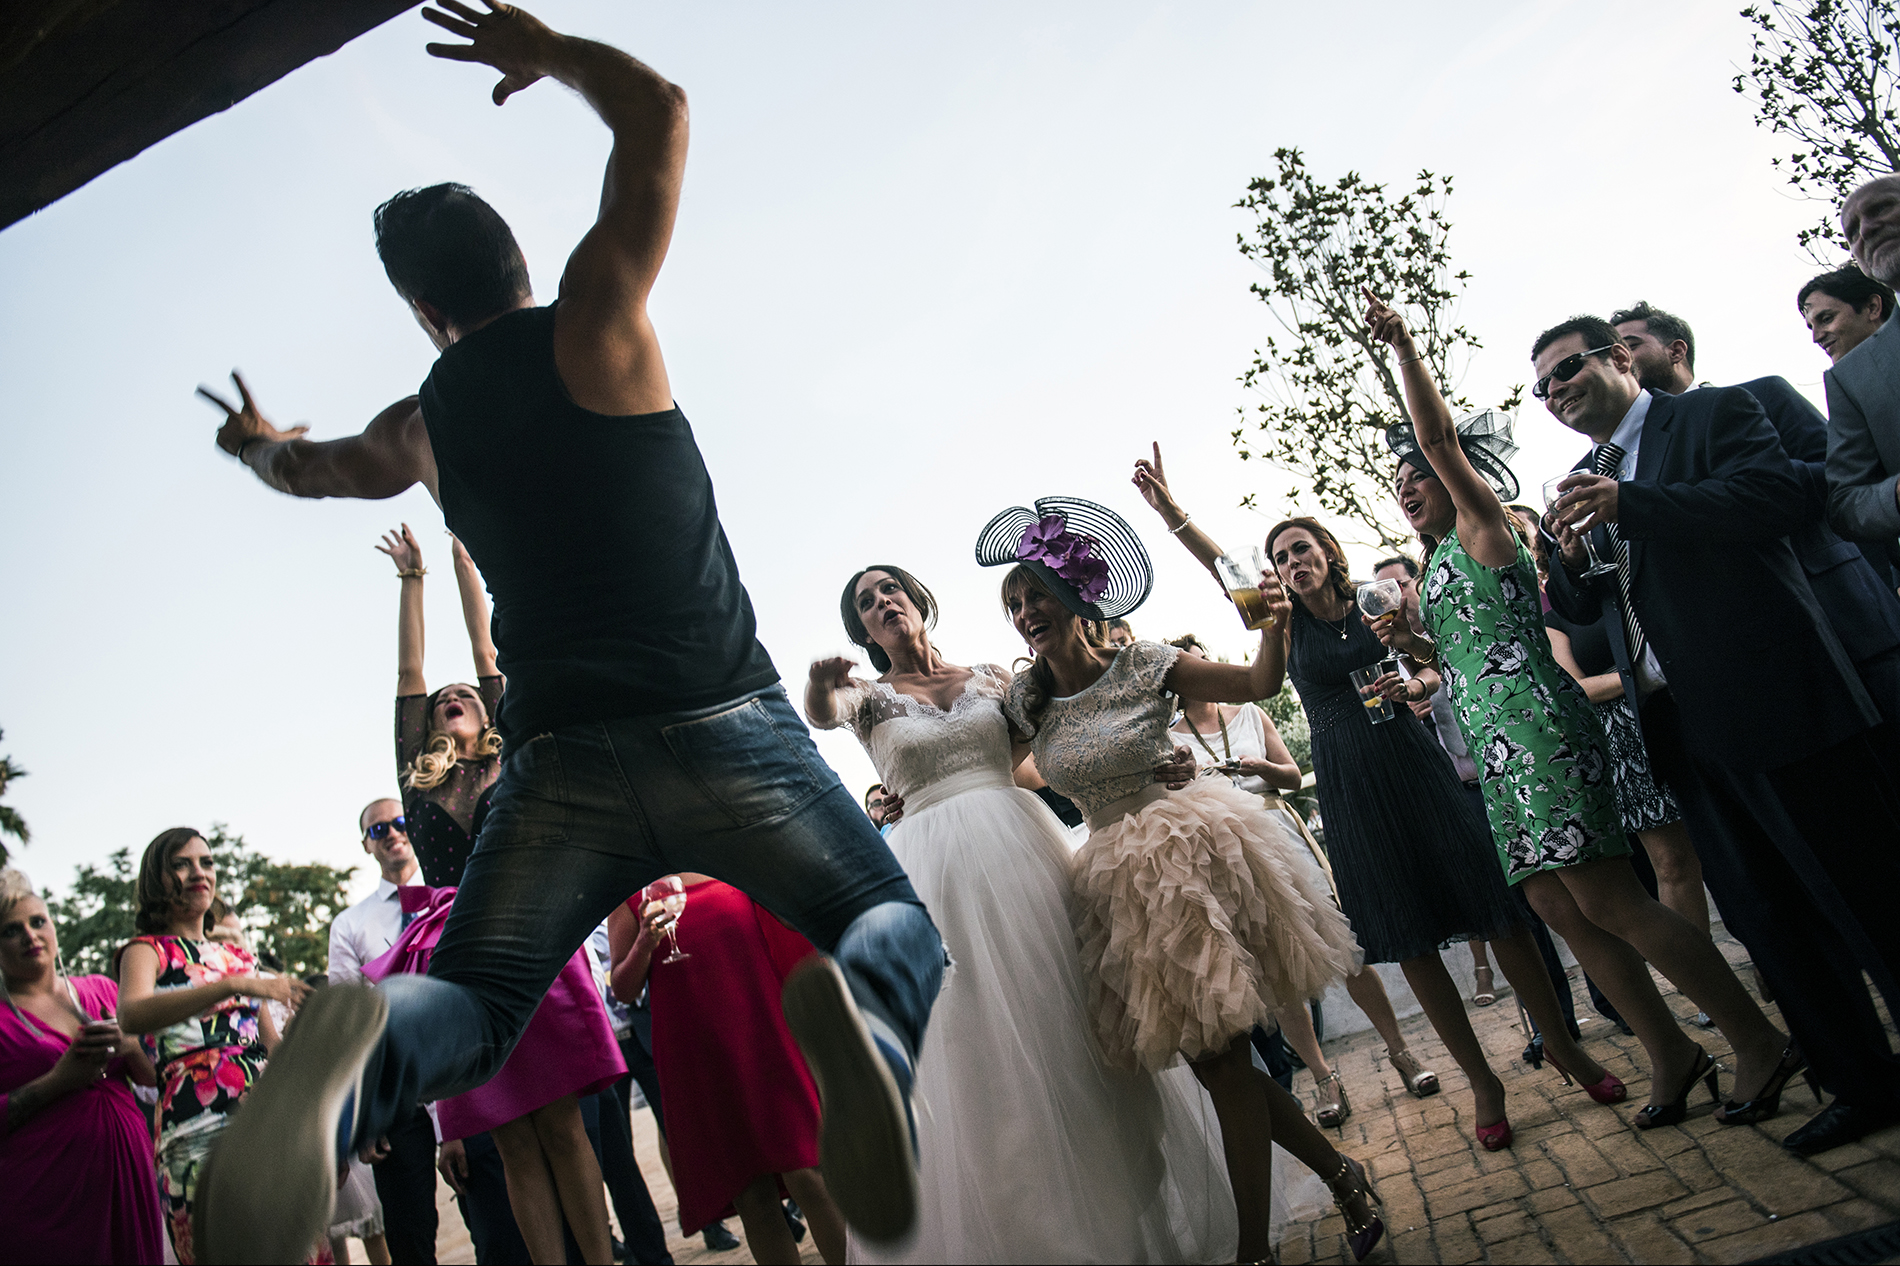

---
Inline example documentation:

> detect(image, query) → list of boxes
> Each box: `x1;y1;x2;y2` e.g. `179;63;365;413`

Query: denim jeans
359;686;942;1147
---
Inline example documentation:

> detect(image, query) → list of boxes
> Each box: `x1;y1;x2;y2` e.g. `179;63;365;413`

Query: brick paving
367;920;1898;1266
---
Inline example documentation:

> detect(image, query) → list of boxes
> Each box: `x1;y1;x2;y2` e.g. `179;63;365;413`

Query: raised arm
1166;625;1287;705
376;526;429;697
424;2;685;417
803;657;862;730
1364;290;1516;568
200;374;437;502
449;535;499;679
1132;443;1230;588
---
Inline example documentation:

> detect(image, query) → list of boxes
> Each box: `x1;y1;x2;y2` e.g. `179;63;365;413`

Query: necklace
1318;614;1350;640
1181;708;1233;764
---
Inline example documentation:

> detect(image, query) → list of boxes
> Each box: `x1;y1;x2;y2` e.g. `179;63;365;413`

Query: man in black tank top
192;6;939;1259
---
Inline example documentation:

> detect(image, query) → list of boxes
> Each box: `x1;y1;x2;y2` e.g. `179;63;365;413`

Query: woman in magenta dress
608;875;847;1266
1;868;163;1265
365;524;624;1265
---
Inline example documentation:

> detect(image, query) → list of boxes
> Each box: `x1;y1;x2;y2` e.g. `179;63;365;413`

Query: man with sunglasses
1538;316;1900;1155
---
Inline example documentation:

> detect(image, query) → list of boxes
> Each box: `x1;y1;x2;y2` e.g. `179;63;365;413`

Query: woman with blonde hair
367;524;625;1265
116;828;315;1263
2;867;164;1264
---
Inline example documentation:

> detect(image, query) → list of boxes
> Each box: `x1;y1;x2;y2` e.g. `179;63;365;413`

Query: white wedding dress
818;665;1325;1264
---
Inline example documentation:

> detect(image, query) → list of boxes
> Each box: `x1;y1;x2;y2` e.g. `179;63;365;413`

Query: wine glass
1355;578;1403;621
1541;476;1619;578
644;876;692;964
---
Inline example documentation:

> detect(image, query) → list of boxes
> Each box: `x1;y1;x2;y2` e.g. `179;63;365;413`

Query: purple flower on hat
1016;514;1112;604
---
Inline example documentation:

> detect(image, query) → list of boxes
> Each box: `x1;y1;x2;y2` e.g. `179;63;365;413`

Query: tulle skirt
849;770;1325;1265
1074;779;1363;1073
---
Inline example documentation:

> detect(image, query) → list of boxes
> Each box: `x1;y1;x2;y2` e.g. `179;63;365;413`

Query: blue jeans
360;686;941;1146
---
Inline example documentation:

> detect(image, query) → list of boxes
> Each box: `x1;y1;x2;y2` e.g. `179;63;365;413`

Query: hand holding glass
1216;547;1275;631
1542;476;1618;578
643;876;691;964
1349;663;1396;725
1356;578;1404;621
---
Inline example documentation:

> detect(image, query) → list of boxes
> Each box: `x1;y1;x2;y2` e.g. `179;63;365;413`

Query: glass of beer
1349;664;1396;725
1216;548;1275;631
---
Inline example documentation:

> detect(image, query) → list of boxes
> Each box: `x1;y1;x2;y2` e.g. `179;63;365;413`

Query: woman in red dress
608;874;846;1265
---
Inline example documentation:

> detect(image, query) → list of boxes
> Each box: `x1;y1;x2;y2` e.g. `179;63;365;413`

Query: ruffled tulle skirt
1074;778;1363;1072
846;771;1324;1265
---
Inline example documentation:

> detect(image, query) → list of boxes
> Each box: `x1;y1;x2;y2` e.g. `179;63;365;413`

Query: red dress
639;879;821;1235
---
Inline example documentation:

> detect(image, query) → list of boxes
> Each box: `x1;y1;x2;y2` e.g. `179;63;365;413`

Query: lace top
1005;641;1180;816
816;665;1014;798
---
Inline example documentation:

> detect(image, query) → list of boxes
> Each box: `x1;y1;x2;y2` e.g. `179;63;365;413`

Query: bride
806;564;1313;1263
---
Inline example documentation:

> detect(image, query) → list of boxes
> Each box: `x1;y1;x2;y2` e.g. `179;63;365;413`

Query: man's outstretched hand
198;372;307;457
423;0;558;105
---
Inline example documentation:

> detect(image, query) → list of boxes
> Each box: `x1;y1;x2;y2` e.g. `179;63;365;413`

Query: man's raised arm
424;2;686;416
200;372;437;502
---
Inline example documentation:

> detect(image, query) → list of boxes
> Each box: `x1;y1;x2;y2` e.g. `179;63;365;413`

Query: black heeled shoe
1717;1044;1818;1126
1634;1050;1720;1130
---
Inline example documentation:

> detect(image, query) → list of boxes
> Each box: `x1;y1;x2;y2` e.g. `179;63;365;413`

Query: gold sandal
1472;964;1497;1006
1388;1047;1440;1098
1313;1071;1351;1128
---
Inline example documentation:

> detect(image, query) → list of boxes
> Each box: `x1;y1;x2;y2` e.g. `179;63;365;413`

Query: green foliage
1260;681;1312;774
0;727;27;867
1734;0;1900;257
1232;149;1522;552
43;825;354;981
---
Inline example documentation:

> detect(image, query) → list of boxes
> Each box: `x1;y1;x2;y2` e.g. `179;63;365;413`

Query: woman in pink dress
365;524;624;1265
1;867;163;1265
608;875;847;1265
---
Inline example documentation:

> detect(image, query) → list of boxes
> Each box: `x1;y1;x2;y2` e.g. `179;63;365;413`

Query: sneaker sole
195;984;389;1263
781;957;918;1243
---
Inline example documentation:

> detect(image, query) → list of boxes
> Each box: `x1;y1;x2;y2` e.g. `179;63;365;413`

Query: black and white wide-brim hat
974;495;1154;622
1385;408;1522;502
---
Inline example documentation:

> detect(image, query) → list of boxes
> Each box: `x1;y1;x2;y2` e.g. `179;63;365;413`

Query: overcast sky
0;0;1844;904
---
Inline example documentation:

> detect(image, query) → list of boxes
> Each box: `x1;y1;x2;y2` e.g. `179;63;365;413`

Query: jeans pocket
484;732;570;845
662;698;825;828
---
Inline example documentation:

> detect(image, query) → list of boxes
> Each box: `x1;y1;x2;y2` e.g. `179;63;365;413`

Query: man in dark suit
1537;315;1900;1154
1827;176;1900;545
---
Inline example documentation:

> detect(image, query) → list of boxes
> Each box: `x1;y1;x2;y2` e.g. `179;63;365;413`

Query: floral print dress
1422;532;1631;883
133;935;326;1265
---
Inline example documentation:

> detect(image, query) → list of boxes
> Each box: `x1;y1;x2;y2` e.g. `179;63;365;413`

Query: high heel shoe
1313;1071;1352;1129
1472;964;1497;1006
1475;1117;1514;1151
1543;1049;1628;1106
1325;1155;1385;1263
1717;1044;1817;1126
1634;1049;1719;1130
1387;1047;1440;1098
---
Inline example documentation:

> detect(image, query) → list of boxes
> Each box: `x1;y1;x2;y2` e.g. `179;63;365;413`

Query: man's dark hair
863;783;885;806
1609;300;1696;371
1372;555;1417;578
1798;265;1897;322
373;183;531;329
1531;315;1621;364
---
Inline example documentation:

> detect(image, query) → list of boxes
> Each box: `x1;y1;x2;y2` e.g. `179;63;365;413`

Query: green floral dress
1421;532;1630;883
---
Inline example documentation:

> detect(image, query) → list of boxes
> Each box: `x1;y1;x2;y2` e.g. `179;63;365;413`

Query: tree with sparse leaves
0;729;27;867
1734;0;1900;257
1231;149;1522;552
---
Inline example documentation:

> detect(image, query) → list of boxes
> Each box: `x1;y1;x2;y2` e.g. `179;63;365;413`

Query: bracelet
1399;354;1426;367
396;568;428;579
1168;514;1194;535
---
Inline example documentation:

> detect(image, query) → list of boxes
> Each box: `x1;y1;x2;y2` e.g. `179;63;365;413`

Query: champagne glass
1216;546;1276;631
644;876;692;964
1355;578;1403;621
1542;476;1619;578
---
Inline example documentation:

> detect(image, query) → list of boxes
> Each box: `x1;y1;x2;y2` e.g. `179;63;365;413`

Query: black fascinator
1385;408;1522;501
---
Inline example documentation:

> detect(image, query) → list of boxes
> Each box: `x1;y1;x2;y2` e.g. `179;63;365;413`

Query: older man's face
1844;177;1900;286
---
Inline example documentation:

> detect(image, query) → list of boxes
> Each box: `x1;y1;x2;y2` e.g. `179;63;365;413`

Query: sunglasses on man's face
365;817;408;842
1532;345;1616;400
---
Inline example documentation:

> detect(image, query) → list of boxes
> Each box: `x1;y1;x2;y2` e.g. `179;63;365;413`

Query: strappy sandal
1313;1071;1351;1128
1387;1047;1440;1098
1472;964;1497;1006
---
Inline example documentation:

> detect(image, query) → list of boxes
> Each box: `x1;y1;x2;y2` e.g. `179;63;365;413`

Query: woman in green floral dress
1359;290;1790;1131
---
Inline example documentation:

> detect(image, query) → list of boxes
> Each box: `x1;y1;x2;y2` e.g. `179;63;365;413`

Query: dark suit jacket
1825;311;1900;542
1547;387;1876;772
1735;376;1900;662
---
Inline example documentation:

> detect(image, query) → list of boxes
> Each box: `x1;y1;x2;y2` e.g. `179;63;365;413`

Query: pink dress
641;880;821;1235
364;886;623;1138
0;974;164;1264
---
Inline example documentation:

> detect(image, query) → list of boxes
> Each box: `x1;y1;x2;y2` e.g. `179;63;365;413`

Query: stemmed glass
644;876;691;964
1542;476;1619;578
1355;578;1403;621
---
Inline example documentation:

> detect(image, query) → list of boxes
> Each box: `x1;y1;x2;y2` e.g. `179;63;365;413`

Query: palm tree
0;729;28;867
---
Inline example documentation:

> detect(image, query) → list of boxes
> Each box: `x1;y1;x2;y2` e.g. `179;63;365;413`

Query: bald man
1825;175;1900;544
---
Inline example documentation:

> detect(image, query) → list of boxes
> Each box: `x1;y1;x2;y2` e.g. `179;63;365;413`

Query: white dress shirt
329;877;409;986
1601;390;1669;696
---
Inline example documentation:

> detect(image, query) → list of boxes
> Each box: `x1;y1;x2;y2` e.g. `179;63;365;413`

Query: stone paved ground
371;922;1898;1266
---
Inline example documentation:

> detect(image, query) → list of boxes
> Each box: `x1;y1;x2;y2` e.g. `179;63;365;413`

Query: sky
0;0;1847;905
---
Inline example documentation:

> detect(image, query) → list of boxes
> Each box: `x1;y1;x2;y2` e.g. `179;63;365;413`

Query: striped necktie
1591;442;1647;671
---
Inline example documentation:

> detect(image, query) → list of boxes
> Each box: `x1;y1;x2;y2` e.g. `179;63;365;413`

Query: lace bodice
1006;641;1180;816
817;664;1015;799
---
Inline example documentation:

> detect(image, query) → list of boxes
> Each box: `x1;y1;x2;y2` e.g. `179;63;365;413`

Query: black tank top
417;305;779;740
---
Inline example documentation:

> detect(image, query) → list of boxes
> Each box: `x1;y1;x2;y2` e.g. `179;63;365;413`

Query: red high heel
1475;1117;1513;1151
1544;1050;1627;1106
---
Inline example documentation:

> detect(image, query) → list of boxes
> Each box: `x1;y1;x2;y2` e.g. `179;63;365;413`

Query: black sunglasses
1532;344;1616;400
365;816;408;841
